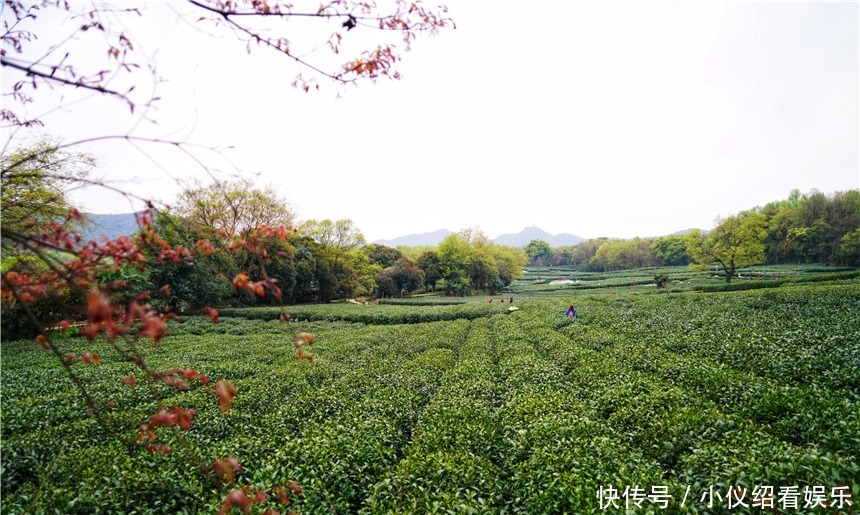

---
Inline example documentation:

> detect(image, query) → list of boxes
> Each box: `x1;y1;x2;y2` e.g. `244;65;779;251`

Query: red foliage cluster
3;210;150;310
1;205;316;502
227;225;300;303
3;0;451;507
214;380;239;412
213;457;242;484
342;46;400;81
202;306;220;324
154;368;212;391
81;351;102;365
135;405;197;453
294;331;315;362
217;480;302;515
80;289;180;344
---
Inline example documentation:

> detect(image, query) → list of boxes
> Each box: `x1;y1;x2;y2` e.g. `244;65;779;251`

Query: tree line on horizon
2;138;857;338
519;189;860;274
1;151;527;337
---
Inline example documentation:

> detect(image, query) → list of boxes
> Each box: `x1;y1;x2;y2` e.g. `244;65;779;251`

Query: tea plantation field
2;283;859;513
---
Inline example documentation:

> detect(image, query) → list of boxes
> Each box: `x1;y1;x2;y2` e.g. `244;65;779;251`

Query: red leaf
232;273;249;290
203;307;219;324
274;486;290;505
81;351;101;365
147;444;171;454
173;405;196;430
160;374;191;391
140;313;167;343
218;489;250;515
213;457;241;484
214;380;238;412
149;408;177;428
86;290;113;324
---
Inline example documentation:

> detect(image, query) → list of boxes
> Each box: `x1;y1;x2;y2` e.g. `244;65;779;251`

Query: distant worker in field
565;305;578;318
510;297;514;304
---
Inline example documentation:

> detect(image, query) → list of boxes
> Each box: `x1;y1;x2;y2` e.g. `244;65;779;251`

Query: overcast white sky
3;1;858;242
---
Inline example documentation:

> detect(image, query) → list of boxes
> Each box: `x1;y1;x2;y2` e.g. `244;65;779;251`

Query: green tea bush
218;302;508;325
3;283;859;512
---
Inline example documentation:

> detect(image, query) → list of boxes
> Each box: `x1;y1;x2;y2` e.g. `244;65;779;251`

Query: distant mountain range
376;226;707;248
374;226;587;248
494;226;586;248
81;213;141;241
374;229;454;247
80;212;704;248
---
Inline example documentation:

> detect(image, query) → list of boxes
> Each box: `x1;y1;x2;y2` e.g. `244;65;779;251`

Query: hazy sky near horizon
3;1;858;242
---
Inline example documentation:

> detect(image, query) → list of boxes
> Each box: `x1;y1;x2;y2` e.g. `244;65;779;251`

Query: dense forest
1;171;527;337
2;164;858;340
540;189;860;272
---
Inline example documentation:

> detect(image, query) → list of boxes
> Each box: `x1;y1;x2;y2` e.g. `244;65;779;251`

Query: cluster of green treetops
2;161;528;332
135;212;527;313
524;189;859;274
2;139;857;336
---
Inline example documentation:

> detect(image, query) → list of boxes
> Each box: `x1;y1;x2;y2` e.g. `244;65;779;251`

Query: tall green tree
524;239;552;266
297;219;369;300
490;245;527;288
839;228;860;266
1;138;94;253
457;228;499;293
686;212;767;283
1;139;97;338
146;212;236;311
457;227;491;246
376;257;424;298
650;235;691;266
437;234;471;296
560;238;607;271
362;244;402;268
467;247;499;293
175;178;295;237
299;219;366;252
758;189;860;265
416;250;442;292
396;245;434;261
591;238;656;271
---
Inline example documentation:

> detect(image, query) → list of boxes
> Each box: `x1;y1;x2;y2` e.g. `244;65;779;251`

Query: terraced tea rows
1;284;858;513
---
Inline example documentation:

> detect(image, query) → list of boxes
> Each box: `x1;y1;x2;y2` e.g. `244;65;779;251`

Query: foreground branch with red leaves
1;206;313;505
2;0;453;126
2;1;453;508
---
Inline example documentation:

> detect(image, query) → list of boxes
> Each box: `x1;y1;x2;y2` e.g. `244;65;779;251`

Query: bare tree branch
1;57;137;110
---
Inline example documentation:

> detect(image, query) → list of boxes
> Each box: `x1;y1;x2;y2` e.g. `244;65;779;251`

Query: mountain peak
494;227;586;248
373;229;453;247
